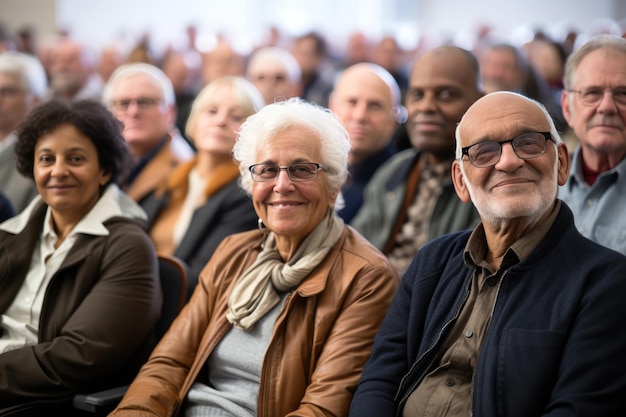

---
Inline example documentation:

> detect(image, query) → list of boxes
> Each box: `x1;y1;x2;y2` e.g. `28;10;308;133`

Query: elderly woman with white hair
110;98;399;417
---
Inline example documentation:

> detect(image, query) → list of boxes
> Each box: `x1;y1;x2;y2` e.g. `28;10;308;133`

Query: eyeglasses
0;86;25;98
567;87;626;106
461;132;554;168
249;162;329;182
110;97;162;112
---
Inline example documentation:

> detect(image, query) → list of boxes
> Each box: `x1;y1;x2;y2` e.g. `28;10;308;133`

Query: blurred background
2;0;626;57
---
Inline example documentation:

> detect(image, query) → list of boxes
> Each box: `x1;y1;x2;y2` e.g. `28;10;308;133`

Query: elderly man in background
246;46;302;104
103;63;194;204
559;34;626;254
48;38;103;102
0;51;46;213
329;62;402;223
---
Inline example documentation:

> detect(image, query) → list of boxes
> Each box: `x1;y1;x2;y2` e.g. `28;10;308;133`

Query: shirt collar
464;200;561;271
0;184;146;235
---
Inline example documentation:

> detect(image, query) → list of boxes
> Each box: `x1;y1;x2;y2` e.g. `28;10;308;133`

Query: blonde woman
141;76;264;296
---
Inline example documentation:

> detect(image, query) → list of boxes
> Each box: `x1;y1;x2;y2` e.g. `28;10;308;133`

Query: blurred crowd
1;18;625;141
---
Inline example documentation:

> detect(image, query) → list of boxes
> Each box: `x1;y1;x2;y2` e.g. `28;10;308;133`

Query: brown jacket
111;225;399;417
126;134;194;204
0;196;162;411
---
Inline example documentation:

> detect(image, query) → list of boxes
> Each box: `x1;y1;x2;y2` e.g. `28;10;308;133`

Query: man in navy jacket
349;91;626;416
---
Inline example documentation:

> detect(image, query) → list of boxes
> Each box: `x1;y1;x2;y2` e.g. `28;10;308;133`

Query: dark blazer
141;180;258;297
350;202;626;416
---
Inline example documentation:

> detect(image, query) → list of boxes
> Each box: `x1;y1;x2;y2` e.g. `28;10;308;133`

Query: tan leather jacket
111;225;399;417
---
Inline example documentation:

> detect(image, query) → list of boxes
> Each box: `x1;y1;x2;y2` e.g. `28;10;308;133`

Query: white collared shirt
0;184;146;353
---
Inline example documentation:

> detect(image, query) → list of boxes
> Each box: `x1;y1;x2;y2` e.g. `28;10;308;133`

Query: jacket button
445;378;455;387
487;277;497;286
465;329;474;338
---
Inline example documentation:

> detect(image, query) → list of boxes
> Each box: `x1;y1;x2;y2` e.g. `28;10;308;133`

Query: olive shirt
0;184;162;411
402;201;559;416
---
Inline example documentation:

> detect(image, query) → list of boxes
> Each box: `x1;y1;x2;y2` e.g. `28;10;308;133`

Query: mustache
587;116;624;130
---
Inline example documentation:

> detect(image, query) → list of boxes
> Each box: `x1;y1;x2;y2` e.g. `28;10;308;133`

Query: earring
257;218;265;230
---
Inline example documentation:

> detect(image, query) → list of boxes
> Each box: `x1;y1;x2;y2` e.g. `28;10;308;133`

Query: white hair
246;47;302;84
233;97;351;209
102;62;176;107
0;51;48;99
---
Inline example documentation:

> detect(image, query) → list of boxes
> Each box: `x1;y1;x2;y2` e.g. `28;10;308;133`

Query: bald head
330;63;401;164
457;91;557;153
405;45;483;163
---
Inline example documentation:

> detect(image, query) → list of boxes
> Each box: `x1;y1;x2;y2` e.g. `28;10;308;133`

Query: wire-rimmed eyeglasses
461;132;554;168
249;162;328;182
567;87;626;106
110;97;162;112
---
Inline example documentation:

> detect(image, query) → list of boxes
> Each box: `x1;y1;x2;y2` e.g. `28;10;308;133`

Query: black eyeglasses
249;162;329;182
461;132;554;168
110;97;162;112
567;87;626;106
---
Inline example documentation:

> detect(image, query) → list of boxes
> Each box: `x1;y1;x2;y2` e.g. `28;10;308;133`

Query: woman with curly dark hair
0;99;162;415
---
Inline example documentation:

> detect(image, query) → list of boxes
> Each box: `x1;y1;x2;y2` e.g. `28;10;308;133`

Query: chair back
155;254;187;337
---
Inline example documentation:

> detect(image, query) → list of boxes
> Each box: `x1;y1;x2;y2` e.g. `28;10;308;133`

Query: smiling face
109;73;174;158
191;84;245;157
452;93;569;229
34;124;111;223
406;47;483;163
251;126;338;255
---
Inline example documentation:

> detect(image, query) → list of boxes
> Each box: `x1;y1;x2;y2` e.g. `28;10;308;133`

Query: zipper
395;273;473;416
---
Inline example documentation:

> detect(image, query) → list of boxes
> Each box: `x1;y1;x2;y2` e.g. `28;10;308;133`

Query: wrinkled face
248;60;297;104
34;124;110;220
561;48;626;163
0;72;30;134
49;42;88;95
329;68;397;164
251;126;337;246
406;49;483;162
191;85;245;157
452;93;569;227
109;73;174;158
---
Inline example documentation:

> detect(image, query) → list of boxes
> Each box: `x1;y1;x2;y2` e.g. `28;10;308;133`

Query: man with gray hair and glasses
103;63;194;204
0;51;46;213
559;34;626;254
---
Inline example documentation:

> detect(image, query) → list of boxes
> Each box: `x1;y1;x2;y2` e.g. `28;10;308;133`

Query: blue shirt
558;146;626;255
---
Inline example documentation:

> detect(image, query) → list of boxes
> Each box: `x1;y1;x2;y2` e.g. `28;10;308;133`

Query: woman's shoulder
339;226;398;275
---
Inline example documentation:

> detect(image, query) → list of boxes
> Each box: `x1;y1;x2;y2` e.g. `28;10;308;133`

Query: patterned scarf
226;210;344;330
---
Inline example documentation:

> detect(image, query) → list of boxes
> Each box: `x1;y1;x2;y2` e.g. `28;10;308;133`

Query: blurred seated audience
290;31;335;107
479;42;567;132
162;50;198;140
0;99;161;414
103;63;195;204
47;38;103;102
246;46;302;104
371;35;409;99
109;98;398;417
141;76;263;297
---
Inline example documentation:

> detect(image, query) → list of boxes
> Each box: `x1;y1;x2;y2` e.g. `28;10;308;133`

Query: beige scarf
226;210;344;330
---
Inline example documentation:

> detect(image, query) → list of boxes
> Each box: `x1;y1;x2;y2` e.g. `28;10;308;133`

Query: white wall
1;0;624;53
